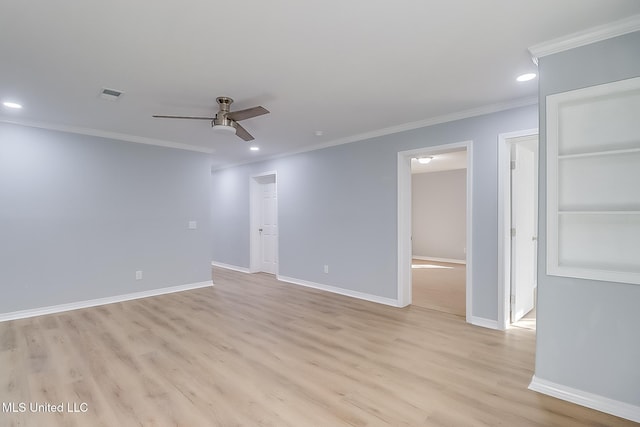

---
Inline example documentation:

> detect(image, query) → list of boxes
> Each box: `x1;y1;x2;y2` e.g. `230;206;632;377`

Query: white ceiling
1;1;639;169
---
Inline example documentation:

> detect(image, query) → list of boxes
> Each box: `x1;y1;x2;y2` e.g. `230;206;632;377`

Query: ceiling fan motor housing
213;97;237;129
212;116;238;129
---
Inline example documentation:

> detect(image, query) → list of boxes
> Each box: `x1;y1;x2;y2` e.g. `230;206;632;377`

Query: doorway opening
498;130;539;330
250;172;278;275
410;150;467;317
397;141;473;323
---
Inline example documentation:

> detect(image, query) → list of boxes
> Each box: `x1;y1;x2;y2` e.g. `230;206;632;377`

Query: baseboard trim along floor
211;261;251;274
0;281;213;322
469;316;499;330
277;275;401;307
529;375;640;423
412;255;466;265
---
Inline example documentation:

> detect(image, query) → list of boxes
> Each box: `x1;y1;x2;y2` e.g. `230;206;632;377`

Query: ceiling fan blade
234;123;255;141
226;106;269;122
152;115;215;120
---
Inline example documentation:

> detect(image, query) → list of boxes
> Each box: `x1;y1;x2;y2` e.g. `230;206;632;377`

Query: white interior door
511;143;537;322
260;181;278;274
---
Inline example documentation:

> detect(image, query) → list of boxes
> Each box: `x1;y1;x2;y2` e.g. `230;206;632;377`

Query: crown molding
529;14;640;62
0;117;215;154
3;94;538;169
212;96;538;172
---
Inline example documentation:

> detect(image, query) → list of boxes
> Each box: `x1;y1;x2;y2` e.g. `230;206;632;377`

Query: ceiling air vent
99;87;124;101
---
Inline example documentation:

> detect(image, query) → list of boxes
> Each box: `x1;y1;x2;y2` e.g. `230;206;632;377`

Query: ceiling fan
153;97;269;141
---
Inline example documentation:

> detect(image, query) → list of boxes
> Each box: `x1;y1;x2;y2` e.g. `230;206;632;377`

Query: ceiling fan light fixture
212;124;237;134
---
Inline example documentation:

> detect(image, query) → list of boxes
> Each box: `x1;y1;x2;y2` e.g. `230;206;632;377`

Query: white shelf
558;147;640;160
547;76;640;286
558;211;640;215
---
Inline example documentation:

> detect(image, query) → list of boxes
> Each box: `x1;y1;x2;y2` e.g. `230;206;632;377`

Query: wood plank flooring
0;268;634;426
411;260;466;316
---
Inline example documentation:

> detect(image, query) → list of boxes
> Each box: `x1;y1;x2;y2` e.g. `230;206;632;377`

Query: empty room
1;2;640;426
411;149;468;317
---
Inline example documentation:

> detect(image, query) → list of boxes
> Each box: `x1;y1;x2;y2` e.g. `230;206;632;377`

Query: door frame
497;129;538;330
397;140;473;323
249;170;278;274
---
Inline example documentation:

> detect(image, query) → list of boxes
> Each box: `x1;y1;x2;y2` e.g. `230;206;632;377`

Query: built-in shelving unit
547;76;640;285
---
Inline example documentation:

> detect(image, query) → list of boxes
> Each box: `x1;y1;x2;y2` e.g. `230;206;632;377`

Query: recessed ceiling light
314;130;324;136
250;146;260;151
516;73;537;82
417;156;433;164
2;101;23;109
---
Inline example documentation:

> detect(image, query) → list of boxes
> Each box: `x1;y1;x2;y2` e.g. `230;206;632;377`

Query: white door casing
397;141;473;323
511;142;537;323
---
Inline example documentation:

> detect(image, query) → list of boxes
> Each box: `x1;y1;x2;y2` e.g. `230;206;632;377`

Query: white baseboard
412;255;466;265
277;275;401;307
211;261;251;274
0;281;213;323
469;316;499;330
529;375;640;423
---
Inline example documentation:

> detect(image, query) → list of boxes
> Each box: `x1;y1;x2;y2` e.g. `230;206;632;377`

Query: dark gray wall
536;31;640;406
212;104;537;320
412;169;466;260
0;123;213;314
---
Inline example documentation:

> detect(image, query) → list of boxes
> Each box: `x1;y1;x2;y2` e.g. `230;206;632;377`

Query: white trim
465;143;473;324
529;14;640;62
497;128;539;330
529;375;640;423
0;117;215;154
468;316;499;330
277;275;401;307
250;170;278;179
0;281;213;322
213;97;537;171
397;141;473;320
211;261;251;274
397;150;413;308
412;256;466;265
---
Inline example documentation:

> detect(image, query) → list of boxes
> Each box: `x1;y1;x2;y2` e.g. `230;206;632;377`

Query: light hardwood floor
411;260;465;317
0;268;634;426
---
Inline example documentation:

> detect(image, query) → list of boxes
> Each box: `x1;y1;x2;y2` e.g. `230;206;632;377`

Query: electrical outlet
135;270;143;280
323;265;329;274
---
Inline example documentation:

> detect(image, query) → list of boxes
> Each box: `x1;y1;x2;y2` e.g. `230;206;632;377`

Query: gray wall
536;31;640;406
412;169;466;261
0;123;213;314
212;104;537;320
